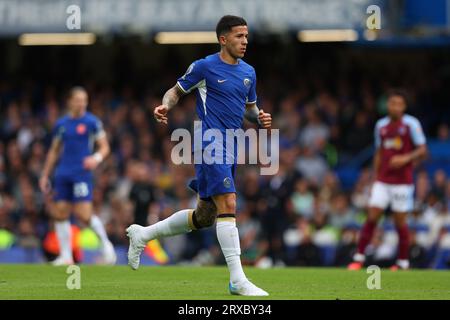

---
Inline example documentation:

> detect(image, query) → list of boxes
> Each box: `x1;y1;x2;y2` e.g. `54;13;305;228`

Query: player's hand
389;154;411;169
39;175;51;194
154;105;169;124
258;109;272;129
83;156;100;170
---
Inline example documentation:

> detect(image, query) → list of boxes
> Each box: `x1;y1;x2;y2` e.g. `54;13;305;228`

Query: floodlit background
0;0;449;269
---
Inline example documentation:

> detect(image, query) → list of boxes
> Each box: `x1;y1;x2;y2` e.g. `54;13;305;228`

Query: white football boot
126;224;147;270
229;280;269;296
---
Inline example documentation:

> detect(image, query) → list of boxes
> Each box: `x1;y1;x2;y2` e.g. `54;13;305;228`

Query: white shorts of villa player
368;181;415;213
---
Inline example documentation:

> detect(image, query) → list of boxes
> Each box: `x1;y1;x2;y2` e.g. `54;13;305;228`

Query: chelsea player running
127;15;272;296
40;87;116;266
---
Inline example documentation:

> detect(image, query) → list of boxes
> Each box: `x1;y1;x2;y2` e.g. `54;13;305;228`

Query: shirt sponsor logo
383;136;403;150
76;123;87;135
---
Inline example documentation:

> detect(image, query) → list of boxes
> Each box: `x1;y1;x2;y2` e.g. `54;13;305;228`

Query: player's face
387;95;406;120
69;91;88;115
222;25;248;59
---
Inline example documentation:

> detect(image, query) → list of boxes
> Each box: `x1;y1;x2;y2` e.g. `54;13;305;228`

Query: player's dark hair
216;15;247;40
387;88;409;106
67;86;87;100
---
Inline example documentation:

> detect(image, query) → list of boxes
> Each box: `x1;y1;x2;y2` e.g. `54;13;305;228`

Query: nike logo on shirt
217;79;227;83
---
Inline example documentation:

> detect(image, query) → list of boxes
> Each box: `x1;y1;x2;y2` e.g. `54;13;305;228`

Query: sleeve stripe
404;115;426;145
176;82;189;94
94;130;106;140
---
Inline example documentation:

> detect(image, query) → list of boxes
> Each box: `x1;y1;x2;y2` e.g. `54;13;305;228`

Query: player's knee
393;213;408;227
76;212;91;224
193;211;216;228
53;213;67;222
52;205;70;220
193;201;217;229
368;208;382;222
212;193;237;213
221;194;236;213
73;205;92;224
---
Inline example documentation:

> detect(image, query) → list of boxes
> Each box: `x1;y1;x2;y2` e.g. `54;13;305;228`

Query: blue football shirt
177;52;257;155
52;111;105;177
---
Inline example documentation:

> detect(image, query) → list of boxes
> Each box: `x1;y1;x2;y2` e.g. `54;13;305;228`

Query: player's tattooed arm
162;85;184;110
245;103;272;129
39;139;62;193
154;85;185;124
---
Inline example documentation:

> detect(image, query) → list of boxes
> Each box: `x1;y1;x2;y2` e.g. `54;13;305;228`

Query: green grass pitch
0;264;449;300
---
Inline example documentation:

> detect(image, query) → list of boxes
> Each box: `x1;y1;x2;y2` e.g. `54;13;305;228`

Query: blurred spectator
295;147;329;185
328;193;356;230
432;169;447;200
446;181;450;210
298;103;329;153
334;226;358;266
128;161;156;226
343;111;374;154
290;178;314;220
318;171;341;206
237;206;267;265
17;217;40;249
436;123;449;142
351;168;372;211
415;170;431;212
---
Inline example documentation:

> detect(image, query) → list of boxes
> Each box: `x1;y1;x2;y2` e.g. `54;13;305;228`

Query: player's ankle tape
217;213;236;219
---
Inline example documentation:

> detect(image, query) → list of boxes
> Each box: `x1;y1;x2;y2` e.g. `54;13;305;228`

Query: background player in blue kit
39;87;116;266
127;16;272;296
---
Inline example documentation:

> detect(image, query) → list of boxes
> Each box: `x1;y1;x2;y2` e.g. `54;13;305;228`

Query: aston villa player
348;90;427;270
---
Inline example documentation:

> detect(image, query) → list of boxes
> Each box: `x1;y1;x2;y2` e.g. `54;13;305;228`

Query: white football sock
141;209;193;241
55;220;72;260
397;259;410;269
353;253;365;263
90;214;111;249
216;219;247;285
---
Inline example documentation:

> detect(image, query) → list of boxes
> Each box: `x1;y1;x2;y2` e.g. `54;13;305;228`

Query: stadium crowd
1;46;450;268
